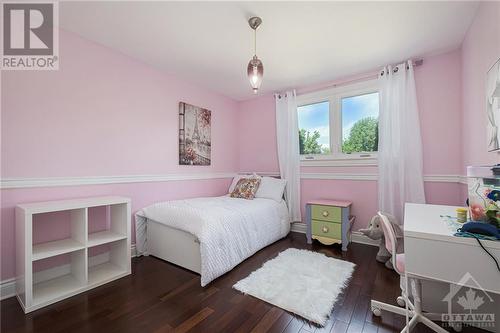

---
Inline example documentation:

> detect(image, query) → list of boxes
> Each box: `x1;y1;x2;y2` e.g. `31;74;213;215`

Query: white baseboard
131;244;137;257
290;223;379;247
0;278;16;300
1;246;137;301
290;222;307;233
350;231;379;246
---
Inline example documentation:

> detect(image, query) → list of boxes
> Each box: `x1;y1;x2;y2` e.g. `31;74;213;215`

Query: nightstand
305;200;354;251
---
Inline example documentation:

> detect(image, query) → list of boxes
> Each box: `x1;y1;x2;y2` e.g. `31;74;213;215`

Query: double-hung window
297;80;379;166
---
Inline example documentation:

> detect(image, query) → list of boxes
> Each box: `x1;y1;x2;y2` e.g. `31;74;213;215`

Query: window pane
341;92;379;153
297;101;330;155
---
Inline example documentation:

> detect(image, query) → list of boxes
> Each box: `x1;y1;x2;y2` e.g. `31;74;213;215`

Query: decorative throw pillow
228;173;261;194
230;177;261;200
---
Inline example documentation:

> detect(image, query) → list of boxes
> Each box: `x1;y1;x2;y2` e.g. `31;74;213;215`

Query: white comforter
135;196;290;286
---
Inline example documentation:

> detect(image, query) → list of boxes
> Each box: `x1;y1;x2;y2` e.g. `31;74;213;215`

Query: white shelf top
88;231;127;248
32;274;83;306
17;196;130;214
32;239;85;261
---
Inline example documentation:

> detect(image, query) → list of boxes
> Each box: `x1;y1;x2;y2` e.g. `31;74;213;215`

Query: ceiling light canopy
247;16;263;94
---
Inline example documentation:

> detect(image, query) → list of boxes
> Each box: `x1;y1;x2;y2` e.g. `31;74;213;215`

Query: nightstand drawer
311;205;341;223
312;220;341;239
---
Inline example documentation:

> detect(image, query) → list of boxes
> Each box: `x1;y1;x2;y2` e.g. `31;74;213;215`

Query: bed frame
147;220;201;273
146;173;285;275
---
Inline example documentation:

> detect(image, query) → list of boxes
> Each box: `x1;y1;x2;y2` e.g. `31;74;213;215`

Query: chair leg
373;277;456;333
400;314;420;333
371;300;409;317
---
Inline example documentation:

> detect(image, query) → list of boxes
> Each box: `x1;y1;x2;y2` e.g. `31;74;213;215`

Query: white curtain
275;90;301;222
378;61;426;223
486;60;500;151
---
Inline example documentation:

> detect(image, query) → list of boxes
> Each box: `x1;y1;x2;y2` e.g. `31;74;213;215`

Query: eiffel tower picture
179;102;211;165
192;110;201;142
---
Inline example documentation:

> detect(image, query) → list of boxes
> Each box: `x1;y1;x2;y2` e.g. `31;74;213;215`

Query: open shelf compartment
32;208;87;261
32;249;87;307
88;203;128;247
88;240;129;287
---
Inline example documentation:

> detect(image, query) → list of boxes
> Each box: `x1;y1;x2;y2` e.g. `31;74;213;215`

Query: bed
135;195;290;286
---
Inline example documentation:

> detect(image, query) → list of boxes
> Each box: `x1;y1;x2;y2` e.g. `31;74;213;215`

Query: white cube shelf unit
16;196;131;313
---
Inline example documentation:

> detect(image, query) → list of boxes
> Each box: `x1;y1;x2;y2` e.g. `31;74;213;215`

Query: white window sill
300;156;378;167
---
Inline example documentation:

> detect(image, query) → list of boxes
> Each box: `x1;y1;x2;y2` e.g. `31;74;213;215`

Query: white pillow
255;176;287;202
228;174;260;193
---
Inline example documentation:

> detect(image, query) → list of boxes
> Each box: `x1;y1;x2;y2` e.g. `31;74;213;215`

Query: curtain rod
380;59;424;76
306;59;424;92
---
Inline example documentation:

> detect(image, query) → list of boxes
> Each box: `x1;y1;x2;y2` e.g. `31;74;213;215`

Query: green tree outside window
299;117;378;155
342;117;378;153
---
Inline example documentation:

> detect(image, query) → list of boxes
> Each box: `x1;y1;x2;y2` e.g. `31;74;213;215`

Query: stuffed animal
359;213;403;270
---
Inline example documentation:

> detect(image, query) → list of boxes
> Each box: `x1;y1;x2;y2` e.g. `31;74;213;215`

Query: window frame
297;79;379;166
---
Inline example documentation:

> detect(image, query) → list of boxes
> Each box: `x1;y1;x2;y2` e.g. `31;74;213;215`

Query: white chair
370;212;457;333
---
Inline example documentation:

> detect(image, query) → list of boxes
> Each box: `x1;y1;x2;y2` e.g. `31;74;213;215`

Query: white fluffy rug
233;248;355;326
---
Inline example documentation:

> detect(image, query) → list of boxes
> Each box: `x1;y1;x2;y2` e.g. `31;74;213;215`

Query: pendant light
247;16;263;94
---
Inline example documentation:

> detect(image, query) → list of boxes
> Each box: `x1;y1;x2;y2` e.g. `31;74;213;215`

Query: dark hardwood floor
0;232;485;333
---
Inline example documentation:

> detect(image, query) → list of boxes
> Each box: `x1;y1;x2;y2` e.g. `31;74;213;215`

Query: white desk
404;203;500;295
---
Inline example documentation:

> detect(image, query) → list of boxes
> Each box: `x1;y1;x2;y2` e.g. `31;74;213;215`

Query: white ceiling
60;1;479;101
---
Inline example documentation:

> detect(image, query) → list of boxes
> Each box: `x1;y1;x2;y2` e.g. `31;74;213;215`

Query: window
341;92;379;154
297;101;330;155
296;80;379;165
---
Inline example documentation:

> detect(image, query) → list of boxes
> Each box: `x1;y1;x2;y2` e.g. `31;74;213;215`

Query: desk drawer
311;205;341;223
312;220;341;239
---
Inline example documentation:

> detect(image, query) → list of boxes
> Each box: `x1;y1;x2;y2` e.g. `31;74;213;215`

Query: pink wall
1;30;239;178
416;51;463;175
461;1;500;168
238;94;280;173
237;50;466;228
0;30;239;280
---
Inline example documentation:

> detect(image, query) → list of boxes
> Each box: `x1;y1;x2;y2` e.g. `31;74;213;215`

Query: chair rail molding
0;172;236;189
0;172;465;190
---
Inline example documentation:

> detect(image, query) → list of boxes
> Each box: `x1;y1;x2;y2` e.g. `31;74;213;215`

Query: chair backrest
377;211;398;257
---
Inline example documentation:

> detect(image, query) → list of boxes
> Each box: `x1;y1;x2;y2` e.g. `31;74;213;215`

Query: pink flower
184;146;196;161
199;110;211;127
470;204;485;221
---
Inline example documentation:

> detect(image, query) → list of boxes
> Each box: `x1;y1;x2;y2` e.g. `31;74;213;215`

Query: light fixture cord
254;28;257;56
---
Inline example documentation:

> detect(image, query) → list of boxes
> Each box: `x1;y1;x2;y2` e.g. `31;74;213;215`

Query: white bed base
147;220;201;274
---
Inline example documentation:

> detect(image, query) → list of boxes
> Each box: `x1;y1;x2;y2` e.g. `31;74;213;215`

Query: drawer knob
322;226;329;233
322;211;329;217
